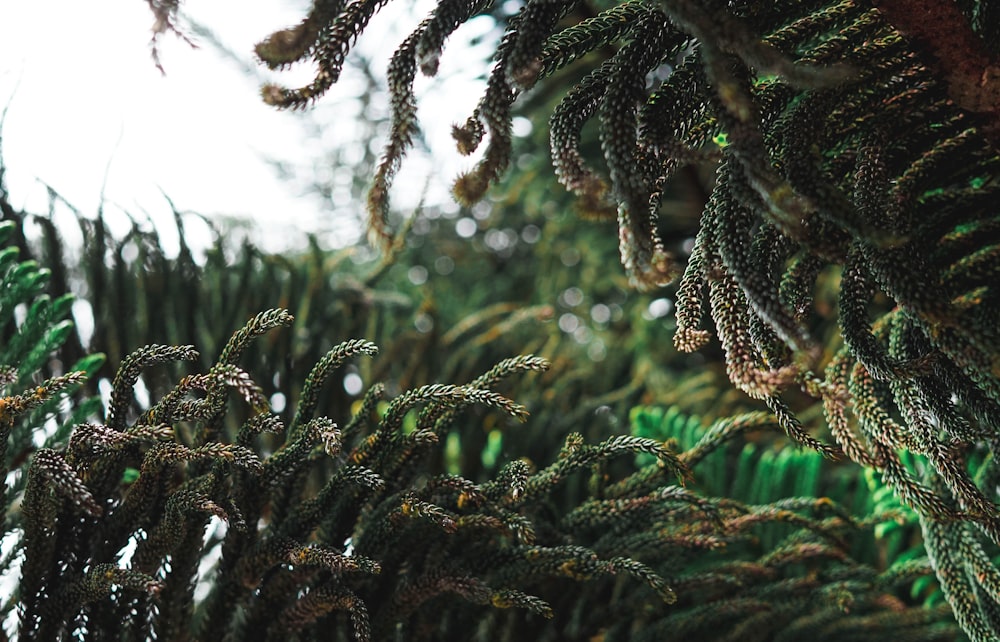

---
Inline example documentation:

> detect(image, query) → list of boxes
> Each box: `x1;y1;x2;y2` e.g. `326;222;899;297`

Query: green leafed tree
0;0;998;639
215;0;999;638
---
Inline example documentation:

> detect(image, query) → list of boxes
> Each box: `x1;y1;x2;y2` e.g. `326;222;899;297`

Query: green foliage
2;0;997;637
631;405;928;563
0;189;687;636
5;302;959;640
12;171;711;496
0;226;100;635
0;202;955;639
233;1;1000;638
0;217;104;558
14;304;667;640
608;403;956;641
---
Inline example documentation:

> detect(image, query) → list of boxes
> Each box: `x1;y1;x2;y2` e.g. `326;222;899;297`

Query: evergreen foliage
235;1;1000;638
0;0;998;638
0;191;956;640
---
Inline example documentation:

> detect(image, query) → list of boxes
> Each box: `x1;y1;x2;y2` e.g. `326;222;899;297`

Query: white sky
0;0;499;252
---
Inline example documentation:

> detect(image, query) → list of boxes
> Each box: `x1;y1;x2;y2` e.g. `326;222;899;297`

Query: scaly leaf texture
241;3;1000;634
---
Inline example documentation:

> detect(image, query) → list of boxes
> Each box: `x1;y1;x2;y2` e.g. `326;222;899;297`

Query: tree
1;0;998;639
0;206;956;638
232;0;1000;638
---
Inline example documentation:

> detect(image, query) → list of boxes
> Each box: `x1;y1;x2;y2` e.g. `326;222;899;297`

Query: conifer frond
27;1;1000;632
290;338;378;436
26;448;103;516
217;308;294;366
248;5;1000;569
108;344;199;429
6;193;968;638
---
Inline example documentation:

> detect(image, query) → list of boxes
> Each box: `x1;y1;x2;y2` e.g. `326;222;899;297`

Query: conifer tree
225;1;999;637
2;0;997;638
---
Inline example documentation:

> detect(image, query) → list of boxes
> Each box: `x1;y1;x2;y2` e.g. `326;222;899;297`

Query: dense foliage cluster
0;214;956;640
1;0;998;639
241;1;1000;638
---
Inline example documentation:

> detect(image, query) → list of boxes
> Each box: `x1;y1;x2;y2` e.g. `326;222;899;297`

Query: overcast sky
0;1;498;252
